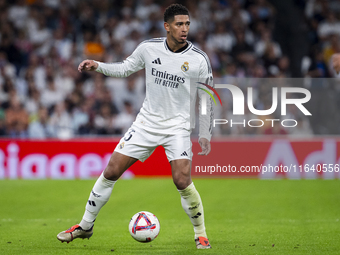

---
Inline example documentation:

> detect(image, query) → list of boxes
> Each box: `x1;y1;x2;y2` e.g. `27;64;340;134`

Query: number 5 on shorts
124;129;135;141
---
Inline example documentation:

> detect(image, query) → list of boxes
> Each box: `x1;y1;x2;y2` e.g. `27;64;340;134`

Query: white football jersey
95;37;213;140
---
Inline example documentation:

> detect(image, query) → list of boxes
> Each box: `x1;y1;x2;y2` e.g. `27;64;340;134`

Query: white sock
79;172;116;230
178;182;207;239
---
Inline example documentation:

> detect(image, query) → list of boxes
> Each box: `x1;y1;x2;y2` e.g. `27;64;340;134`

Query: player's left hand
198;138;211;156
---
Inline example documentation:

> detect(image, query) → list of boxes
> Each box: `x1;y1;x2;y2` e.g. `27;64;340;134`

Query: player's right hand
78;60;99;73
332;53;340;74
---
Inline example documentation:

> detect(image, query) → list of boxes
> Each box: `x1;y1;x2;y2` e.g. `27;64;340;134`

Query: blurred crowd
0;0;338;138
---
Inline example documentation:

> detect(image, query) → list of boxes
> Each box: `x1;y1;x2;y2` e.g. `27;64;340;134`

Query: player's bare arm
198;138;211;156
332;53;340;74
78;60;98;73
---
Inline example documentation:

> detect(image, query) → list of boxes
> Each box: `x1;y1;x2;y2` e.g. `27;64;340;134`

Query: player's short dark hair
164;4;189;23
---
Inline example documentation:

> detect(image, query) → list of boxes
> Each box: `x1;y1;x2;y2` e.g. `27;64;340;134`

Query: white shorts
114;125;192;162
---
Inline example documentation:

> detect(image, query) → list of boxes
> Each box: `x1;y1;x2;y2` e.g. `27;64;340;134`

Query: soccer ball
129;211;160;242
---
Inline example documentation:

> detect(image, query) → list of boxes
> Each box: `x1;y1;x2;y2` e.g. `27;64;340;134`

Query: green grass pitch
0;178;339;254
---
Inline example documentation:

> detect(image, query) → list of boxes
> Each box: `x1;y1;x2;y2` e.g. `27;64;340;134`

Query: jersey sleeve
198;54;213;142
94;43;145;77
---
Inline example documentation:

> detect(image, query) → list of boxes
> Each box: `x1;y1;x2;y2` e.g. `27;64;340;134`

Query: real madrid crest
181;62;189;72
118;142;125;149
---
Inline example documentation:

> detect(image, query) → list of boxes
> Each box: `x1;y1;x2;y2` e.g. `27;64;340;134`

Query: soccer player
57;4;213;249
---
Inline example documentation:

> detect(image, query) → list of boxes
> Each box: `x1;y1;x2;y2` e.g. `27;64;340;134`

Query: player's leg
80;152;138;227
171;159;211;249
57;152;138;243
57;125;155;243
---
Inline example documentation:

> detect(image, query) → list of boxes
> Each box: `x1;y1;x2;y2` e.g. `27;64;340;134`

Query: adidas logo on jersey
152;58;162;64
181;151;188;156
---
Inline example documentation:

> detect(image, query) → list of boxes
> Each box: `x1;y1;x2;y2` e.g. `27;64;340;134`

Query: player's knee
173;173;191;190
103;160;121;181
